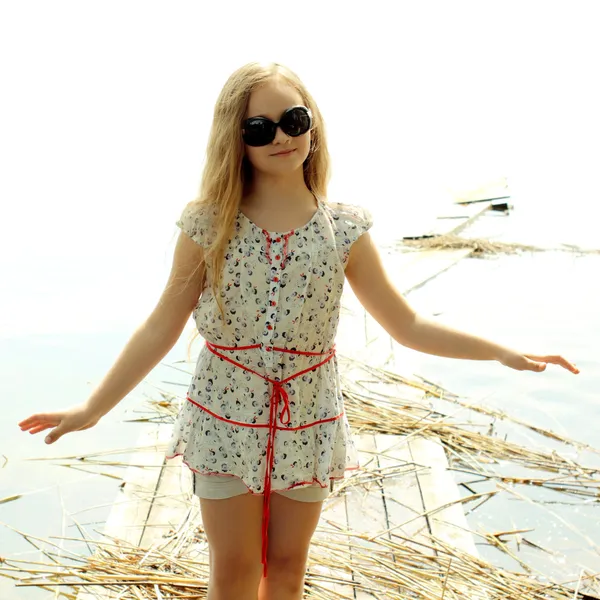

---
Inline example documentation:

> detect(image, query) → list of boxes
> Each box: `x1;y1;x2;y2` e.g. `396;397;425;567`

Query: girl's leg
197;475;264;600
258;489;326;600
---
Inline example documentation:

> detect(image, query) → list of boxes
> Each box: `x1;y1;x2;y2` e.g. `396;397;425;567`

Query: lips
271;149;296;156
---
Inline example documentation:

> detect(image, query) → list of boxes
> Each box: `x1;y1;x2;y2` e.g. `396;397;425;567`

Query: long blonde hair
185;62;331;356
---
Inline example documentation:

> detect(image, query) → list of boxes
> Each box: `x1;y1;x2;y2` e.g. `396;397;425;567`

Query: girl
19;62;579;600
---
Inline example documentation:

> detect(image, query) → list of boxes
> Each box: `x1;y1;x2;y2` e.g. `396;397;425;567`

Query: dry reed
2;358;599;599
397;234;600;256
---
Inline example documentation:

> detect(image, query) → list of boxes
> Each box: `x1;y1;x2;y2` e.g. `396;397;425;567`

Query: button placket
262;234;286;370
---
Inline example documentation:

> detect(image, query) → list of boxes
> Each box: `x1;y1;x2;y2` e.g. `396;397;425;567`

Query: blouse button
276;237;281;242
273;276;279;282
275;255;281;260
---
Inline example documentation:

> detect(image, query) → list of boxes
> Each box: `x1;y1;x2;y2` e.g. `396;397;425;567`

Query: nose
272;124;291;145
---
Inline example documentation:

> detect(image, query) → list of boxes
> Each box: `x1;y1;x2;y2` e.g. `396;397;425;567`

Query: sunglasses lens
242;107;312;146
281;107;312;137
242;118;275;147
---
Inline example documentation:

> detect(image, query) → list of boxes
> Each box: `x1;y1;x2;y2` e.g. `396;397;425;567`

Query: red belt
205;340;336;578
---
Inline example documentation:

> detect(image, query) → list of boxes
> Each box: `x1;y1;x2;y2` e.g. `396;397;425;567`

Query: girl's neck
243;171;315;213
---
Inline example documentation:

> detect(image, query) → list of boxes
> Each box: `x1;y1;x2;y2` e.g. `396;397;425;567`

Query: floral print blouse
165;196;373;495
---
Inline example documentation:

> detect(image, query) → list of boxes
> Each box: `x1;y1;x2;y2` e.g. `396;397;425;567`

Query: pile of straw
3;516;599;599
397;234;600;256
2;358;599;598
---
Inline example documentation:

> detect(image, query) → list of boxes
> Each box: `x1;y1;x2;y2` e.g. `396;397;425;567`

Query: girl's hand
498;349;580;374
18;403;102;445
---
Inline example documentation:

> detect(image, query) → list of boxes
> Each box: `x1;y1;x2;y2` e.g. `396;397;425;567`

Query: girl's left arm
345;233;580;374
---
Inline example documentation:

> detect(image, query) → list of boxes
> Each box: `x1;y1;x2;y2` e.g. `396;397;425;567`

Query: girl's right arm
18;231;206;444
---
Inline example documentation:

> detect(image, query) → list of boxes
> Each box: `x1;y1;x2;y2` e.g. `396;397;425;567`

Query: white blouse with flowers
165;197;373;495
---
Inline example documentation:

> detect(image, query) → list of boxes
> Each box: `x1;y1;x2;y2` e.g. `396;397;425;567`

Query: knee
265;553;308;591
210;550;262;589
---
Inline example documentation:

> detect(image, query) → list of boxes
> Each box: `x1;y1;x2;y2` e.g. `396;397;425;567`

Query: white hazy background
1;0;598;338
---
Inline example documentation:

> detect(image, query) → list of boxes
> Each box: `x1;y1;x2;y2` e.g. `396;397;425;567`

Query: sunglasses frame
241;105;313;147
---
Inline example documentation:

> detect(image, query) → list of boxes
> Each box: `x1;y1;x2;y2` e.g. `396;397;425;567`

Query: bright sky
0;1;598;335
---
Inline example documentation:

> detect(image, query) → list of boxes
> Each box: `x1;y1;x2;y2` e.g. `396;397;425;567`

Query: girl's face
243;80;311;177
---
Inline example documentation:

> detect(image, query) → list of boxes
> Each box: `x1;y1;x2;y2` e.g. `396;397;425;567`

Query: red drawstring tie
205;340;335;578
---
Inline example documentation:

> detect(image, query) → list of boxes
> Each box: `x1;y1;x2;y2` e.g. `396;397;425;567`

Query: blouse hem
165;451;360;495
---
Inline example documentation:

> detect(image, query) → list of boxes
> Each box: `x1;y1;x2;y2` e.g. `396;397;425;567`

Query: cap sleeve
176;201;215;248
330;202;374;267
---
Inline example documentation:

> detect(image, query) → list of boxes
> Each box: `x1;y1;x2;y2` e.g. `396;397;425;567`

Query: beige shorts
193;472;331;502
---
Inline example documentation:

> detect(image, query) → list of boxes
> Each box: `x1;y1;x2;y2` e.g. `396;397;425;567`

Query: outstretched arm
19;230;208;444
344;233;579;374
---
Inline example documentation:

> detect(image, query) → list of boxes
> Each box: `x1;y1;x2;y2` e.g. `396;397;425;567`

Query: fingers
550;356;580;374
18;413;68;442
27;423;54;435
19;413;61;429
18;415;40;429
525;355;580;374
18;413;60;430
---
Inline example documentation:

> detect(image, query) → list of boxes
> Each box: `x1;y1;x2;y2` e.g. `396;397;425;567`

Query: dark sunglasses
241;105;312;147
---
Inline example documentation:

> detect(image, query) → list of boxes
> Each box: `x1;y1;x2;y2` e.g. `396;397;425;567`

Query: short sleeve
176;201;215;248
330;202;374;267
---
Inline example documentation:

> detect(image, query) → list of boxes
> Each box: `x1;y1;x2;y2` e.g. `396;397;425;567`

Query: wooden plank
442;201;495;237
310;479;356;598
337;247;483;595
408;437;490;599
344;434;389;599
435;203;487;220
77;423;172;599
309;300;374;598
408;436;479;558
375;433;433;555
401;199;494;239
139;453;195;551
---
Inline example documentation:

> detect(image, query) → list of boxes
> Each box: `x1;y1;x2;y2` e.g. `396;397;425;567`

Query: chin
257;155;307;175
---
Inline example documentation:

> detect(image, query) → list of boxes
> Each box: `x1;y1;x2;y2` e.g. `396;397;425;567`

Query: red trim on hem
164;451;361;494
